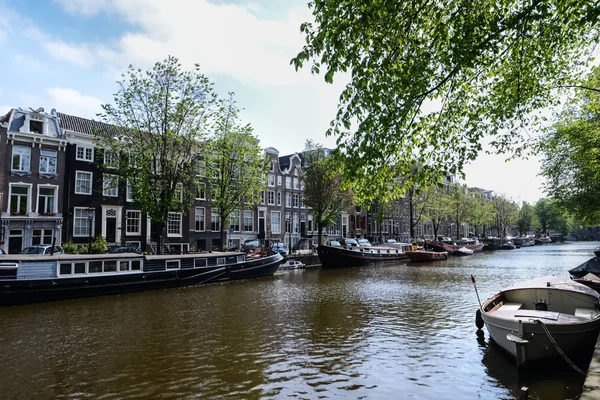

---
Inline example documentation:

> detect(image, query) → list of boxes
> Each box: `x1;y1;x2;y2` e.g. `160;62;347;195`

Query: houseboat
317;243;408;268
425;238;484;255
0;251;283;305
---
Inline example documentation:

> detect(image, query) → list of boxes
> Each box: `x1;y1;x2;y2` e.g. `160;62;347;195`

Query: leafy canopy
293;1;599;202
540;66;600;224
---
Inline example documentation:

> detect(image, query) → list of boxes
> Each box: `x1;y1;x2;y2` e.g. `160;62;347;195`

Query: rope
534;319;586;375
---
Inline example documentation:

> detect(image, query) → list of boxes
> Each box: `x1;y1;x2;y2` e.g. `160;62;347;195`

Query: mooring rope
534;319;586;376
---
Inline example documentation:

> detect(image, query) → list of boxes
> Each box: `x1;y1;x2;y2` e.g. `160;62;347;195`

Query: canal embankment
582;332;600;399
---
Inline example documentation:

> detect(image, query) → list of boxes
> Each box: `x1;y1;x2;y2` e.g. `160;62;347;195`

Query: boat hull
0;253;283;305
482;312;600;364
317;245;407;269
405;251;448;262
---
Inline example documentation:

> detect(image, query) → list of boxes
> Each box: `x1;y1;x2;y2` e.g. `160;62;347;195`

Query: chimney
51;108;57;116
35;107;44;113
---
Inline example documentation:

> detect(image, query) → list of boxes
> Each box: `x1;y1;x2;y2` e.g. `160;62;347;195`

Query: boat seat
498;303;523;311
574;307;598;320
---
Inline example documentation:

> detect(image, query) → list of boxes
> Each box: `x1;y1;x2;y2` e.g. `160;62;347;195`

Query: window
293;177;299;190
285;177;291;189
30;118;44;134
174;183;183;202
260;190;265;205
211;210;220;231
103;174;119;197
103;149;118;168
126;210;141;235
12;146;31;172
167;212;182;236
74;207;93;237
126;182;133;202
33;229;53;245
277;191;281;206
76;145;94;162
277;176;282;186
267;191;275;205
294;168;298;176
268;174;275;187
230;210;240;232
293;193;299;208
9;185;29;214
285;193;292;207
300;194;305;208
38;187;56;214
244;210;253;232
269;161;274;172
271;211;281;234
75;171;93;195
195;207;205;231
196;184;206;200
39;149;57;174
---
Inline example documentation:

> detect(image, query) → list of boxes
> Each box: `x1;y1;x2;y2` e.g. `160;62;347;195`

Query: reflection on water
0;242;597;399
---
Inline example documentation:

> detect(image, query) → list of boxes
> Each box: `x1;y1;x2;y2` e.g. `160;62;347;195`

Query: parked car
339;238;359;247
20;245;64;255
107;244;142;254
243;240;261;251
326;240;341;247
270;243;288;256
357;238;372;246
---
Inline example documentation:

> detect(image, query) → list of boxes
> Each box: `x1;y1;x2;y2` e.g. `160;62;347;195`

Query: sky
0;0;546;204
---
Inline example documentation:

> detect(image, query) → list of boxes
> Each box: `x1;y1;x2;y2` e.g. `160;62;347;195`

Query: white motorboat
454;246;474;256
279;260;305;270
478;276;600;366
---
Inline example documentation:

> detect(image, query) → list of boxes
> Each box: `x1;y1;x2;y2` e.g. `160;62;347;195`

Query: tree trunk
157;222;165;255
220;225;226;251
317;225;323;247
456;220;460;239
409;190;415;240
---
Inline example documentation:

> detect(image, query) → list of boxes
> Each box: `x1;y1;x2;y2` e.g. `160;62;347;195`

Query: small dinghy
405;250;448;262
475;276;600;366
279;260;305;270
454;247;474;256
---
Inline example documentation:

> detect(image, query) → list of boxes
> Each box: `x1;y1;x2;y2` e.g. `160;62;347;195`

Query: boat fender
475;309;484;330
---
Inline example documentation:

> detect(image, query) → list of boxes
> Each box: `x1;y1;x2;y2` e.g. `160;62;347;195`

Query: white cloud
24;27;94;68
47;87;103;118
14;54;43;71
52;0;109;16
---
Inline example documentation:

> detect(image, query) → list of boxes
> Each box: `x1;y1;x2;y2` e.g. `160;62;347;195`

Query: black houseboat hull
317;245;407;269
0;252;283;306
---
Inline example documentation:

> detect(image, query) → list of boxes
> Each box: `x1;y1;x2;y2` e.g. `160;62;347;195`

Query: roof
5;107;62;138
58;112;120;137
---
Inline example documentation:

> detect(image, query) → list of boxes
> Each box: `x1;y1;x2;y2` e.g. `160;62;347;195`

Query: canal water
0;242;597;399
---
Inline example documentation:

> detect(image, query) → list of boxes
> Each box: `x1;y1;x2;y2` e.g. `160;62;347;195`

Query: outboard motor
535;299;548;311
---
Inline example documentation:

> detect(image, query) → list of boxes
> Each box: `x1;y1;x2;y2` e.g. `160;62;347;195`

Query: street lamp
87;206;95;254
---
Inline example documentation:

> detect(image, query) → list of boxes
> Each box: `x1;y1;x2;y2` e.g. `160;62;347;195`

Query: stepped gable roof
58;112;120;137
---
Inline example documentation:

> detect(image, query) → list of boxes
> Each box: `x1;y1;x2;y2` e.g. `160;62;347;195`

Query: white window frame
73;207;94;237
196;183;206;200
37;185;58;214
39;149;57;175
126;181;133;202
277;176;282;186
12;146;31;173
103;174;119;197
8;183;32;214
103;149;118;168
76;145;94;162
167;212;182;237
211;210;220;232
230;209;240;232
125;210;142;235
195;207;205;231
244;210;254;232
268;174;275;187
75;171;93;195
285;193;292;207
285;176;291;189
267;191;275;205
271;211;281;234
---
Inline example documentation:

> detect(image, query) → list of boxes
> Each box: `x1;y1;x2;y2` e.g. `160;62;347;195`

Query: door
8;229;23;254
106;217;117;243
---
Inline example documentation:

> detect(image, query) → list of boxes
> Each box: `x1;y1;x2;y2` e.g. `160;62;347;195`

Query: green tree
517;202;535;236
292;2;599;202
493;196;519;237
540;66;600;224
100;56;218;254
301;141;354;245
423;186;451;239
448;184;473;239
467;192;495;238
203;97;268;250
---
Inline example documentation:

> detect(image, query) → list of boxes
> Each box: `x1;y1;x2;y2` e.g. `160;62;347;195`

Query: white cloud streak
47;87;103;118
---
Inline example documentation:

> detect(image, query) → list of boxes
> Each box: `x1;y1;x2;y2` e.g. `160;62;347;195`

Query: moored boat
513;237;535;248
317;243;408;268
279;260;305;270
454;247;474;256
405;250;448;262
425;239;483;255
0;251;283;305
478;276;600;366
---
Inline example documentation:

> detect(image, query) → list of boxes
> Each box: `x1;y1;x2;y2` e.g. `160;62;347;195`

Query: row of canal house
0;106;372;254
